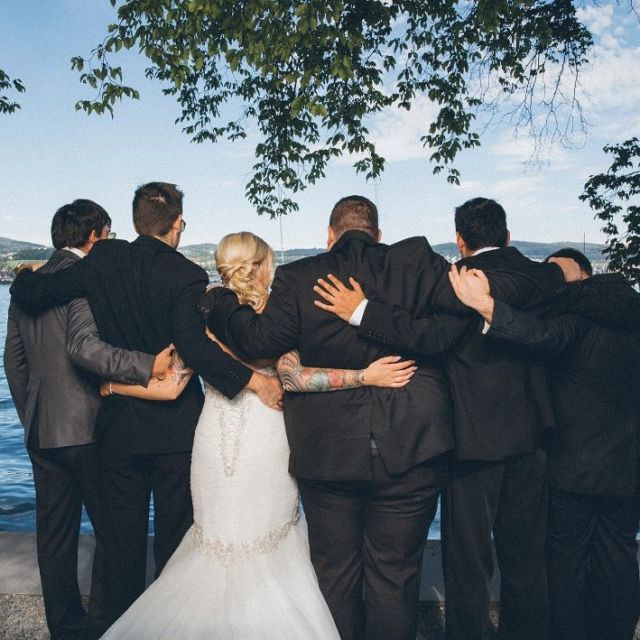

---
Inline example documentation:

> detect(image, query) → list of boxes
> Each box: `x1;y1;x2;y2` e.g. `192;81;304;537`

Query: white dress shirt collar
62;247;86;259
469;246;500;257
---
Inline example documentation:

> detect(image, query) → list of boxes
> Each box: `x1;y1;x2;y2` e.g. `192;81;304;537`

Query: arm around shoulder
170;266;253;399
358;299;470;356
66;297;154;385
487;299;578;355
10;259;89;313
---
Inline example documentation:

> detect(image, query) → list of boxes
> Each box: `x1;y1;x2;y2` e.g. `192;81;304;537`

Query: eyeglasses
180;219;186;233
107;231;117;240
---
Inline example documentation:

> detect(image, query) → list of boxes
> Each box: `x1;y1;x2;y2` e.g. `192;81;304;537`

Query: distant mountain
501;241;604;261
181;243;217;263
268;241;607;263
432;240;605;261
182;243;217;252
0;237;606;266
0;237;47;253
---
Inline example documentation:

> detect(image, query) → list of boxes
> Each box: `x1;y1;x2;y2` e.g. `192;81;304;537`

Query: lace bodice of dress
193;364;298;568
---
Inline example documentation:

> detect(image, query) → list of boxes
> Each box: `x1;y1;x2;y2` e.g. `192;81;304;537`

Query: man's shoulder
169;248;206;271
466;247;564;303
123;238;207;276
280;250;328;269
390;235;433;251
90;238;130;255
462;247;554;277
277;235;442;278
460;246;519;267
158;248;209;284
588;272;638;295
387;236;442;261
40;252;74;273
276;251;331;280
83;238;131;269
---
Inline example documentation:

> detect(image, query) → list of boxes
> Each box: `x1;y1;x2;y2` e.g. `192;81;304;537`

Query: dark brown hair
546;248;593;276
51;199;111;250
329;195;379;239
132;182;184;236
454;197;508;251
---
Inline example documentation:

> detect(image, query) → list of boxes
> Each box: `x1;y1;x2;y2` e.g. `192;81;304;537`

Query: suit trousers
299;451;448;640
98;445;193;625
442;448;549;640
28;439;106;640
547;487;640;640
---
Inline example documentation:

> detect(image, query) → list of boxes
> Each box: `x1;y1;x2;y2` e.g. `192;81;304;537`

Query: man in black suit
449;248;640;640
314;198;564;639
10;183;283;624
4;200;164;639
208;195;468;640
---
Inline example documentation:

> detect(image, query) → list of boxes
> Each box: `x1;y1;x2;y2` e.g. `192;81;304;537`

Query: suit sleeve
10;260;89;313
66;297;154;385
3;302;29;424
561;281;640;332
358;302;471;356
211;268;300;360
487;299;579;355
171;269;253;399
357;247;472;357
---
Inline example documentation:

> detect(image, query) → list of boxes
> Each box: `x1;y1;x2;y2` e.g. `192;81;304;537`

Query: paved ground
3;594;640;639
1;532;638;639
0;596;477;640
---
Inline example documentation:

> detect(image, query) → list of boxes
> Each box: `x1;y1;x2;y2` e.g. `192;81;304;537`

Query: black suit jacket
10;236;253;455
358;246;565;462
489;274;640;497
209;230;469;481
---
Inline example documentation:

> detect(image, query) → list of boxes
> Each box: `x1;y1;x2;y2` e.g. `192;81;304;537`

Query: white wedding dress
101;371;340;639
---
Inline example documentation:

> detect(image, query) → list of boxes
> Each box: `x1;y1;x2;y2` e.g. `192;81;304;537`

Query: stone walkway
0;596;458;640
1;531;638;639
3;594;640;639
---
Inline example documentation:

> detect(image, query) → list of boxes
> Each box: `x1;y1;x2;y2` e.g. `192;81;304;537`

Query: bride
99;232;416;639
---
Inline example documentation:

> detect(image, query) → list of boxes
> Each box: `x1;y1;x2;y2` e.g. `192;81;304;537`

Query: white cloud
488;175;544;202
576;4;614;36
370;97;437;162
457;180;483;192
575;3;640;139
486;130;578;173
334;96;437;166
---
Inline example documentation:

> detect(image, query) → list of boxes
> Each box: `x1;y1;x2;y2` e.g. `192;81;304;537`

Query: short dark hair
329;195;379;239
454;197;509;251
132;182;184;236
545;247;593;276
50;199;111;250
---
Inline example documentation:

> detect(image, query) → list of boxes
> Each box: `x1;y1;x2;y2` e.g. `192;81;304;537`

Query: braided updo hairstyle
215;232;275;312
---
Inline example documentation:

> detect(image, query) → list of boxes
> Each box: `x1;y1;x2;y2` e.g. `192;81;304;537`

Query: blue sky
1;1;638;250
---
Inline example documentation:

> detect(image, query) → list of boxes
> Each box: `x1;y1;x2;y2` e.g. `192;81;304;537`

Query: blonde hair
215;232;275;312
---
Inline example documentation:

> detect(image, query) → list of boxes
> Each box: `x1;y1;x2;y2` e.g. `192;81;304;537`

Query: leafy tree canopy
70;0;592;217
0;68;25;115
581;137;640;286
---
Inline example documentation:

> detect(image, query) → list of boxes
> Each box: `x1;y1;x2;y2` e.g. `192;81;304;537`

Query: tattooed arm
276;350;416;392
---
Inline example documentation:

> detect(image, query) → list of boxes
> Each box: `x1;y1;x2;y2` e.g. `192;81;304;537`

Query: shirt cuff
349;299;369;327
481;320;491;335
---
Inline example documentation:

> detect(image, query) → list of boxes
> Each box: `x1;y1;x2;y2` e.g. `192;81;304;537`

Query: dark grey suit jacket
4;250;154;448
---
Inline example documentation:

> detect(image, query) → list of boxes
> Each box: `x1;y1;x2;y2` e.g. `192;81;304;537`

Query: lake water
0;284;441;537
0;285;43;531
